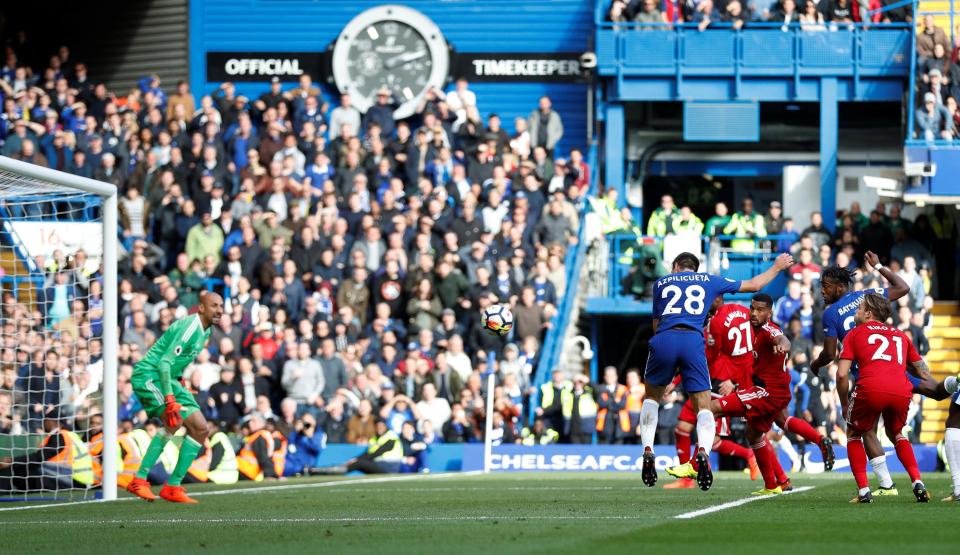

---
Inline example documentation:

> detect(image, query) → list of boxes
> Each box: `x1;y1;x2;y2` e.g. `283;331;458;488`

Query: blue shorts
645;328;711;393
907;372;923;391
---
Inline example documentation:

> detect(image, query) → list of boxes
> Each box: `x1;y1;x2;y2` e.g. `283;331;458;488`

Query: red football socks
783;416;823;445
894;436;922;483
715;438;754;462
765;441;788;484
751;438;779;490
848;437;870;490
675;429;691;465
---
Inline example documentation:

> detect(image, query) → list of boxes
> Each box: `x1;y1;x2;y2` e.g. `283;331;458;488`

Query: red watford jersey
709;303;754;386
840;322;920;398
752;321;790;396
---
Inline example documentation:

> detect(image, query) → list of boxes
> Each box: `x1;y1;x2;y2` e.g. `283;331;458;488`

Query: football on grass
482;304;514;336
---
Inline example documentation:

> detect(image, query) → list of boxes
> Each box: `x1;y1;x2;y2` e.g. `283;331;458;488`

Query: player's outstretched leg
159;412;206;504
781;415;835;472
714;438;760;481
639;398;660;487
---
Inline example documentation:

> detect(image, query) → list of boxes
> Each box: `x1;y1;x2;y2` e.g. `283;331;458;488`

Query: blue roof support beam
820;77;838;232
604;102;625;207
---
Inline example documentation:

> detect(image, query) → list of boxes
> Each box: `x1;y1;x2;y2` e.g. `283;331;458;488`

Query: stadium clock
330;5;450;120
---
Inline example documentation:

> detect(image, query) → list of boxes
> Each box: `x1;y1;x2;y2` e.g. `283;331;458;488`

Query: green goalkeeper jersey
133;313;211;396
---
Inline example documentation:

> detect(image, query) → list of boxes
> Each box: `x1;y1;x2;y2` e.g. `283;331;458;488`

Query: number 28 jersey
653;272;742;332
839;322;921;398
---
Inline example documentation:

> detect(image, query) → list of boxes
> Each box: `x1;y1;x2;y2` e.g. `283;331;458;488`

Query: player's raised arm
865;251;909;302
739;253;793;293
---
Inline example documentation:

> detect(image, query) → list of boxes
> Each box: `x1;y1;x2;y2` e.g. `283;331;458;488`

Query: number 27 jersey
653;272;742;332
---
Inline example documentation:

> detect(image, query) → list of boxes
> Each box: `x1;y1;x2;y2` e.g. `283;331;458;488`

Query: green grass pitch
0;472;955;554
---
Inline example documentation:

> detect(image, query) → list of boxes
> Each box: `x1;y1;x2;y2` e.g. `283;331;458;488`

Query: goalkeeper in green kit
126;292;224;504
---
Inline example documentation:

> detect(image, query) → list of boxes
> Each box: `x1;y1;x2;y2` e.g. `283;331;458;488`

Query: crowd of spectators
914;15;960;141
0;35;593;460
608;0;915;29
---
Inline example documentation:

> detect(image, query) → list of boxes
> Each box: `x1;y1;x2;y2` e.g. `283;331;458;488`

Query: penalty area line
673;486;815;520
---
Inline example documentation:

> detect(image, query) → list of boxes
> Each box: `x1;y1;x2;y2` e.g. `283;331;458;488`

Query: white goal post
0;156;118;502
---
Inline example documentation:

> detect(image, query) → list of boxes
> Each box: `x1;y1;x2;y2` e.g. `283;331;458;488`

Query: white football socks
639;399;660;451
696;410;716;457
870;456;894;489
945;428;960;496
777;436;801;472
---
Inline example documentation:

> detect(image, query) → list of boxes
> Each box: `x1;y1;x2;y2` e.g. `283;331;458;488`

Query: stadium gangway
527;142;599;427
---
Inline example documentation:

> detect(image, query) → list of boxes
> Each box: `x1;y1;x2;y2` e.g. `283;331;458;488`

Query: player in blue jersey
640;251;793;491
812;251;957;495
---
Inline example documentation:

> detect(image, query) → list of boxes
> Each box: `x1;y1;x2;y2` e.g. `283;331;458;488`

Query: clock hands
383;50;427;70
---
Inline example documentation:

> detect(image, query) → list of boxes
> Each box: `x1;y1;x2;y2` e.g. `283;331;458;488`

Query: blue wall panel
190;0;593;153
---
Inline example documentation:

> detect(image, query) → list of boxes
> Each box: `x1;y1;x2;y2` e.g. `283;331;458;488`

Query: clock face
331;5;449;120
346;21;432;105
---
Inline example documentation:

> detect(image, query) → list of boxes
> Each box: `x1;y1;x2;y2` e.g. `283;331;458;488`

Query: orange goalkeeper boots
159;484;199;504
126;477;157;502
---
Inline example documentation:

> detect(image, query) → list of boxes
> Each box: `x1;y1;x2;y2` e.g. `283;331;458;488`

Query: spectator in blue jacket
916;91;953;140
773;280;803;326
283;412;326;476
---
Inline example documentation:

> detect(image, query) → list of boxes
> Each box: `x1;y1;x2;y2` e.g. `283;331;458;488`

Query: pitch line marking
1;515;647;525
673;486;816;520
0;471;483;513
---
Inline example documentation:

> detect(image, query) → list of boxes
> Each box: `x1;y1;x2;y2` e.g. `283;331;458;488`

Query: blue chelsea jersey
652;272;741;332
822;288;889;342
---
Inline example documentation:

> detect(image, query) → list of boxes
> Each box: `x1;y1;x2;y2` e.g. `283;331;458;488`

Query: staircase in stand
919;301;959;444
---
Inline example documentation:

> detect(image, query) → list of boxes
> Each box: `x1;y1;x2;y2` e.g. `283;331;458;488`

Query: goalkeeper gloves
163;394;183;429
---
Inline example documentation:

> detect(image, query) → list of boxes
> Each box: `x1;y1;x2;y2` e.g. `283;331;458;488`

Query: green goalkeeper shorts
131;374;200;421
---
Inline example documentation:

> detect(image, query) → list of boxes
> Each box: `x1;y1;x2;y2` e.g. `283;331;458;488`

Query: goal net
0;156;118;502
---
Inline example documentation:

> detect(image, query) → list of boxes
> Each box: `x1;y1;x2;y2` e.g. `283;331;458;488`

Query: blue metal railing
527;142;599;425
605;233;794;301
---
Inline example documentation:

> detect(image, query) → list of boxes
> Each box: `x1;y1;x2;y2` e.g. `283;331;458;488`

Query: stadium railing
605;233;793;303
527;141;599;425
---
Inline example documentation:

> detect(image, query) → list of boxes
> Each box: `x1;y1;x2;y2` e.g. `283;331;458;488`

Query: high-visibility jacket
367;430;404;462
625;386;645;431
116;429;151;488
561;387;598;419
673;215;704;235
539;380;572;409
206;432;239;484
43;429;94;486
271;431;287;477
237;430;273;482
89;432;104;486
188;441;211;483
588;196;628;235
519;427;560;445
596;384;631;434
646;207;680;237
560;386;598;435
723;212;766;252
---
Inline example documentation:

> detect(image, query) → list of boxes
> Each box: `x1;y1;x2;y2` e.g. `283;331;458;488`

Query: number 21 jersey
653;272;742;332
839;322;920;397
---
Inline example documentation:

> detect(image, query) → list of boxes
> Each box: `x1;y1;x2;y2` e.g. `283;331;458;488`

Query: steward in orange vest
237;413;278;481
0;407;93;492
596;367;631;444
